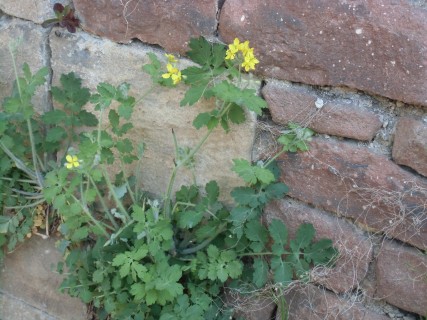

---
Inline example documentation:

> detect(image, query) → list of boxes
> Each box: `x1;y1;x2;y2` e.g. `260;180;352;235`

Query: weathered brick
265;199;372;293
219;0;427;106
271;137;427;249
50;29;256;201
276;284;389;320
73;0;217;54
392;117;427;178
262;80;382;141
0;0;67;24
0;17;48;113
376;240;427;316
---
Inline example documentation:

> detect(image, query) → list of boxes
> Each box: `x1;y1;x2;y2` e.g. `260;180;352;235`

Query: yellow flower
65;154;80;169
162;63;182;85
225;38;240;60
165;54;177;63
225;37;259;71
242;50;259;71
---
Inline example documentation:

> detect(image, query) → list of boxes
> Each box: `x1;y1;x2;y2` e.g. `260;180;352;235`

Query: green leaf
244;220;268;252
227;103;246;124
231;187;259;208
52;72;90;112
205;180;219;204
116;138;133;153
292;223;315;251
42;110;67;124
193;112;217;130
271;256;292;284
77;110;98;126
269;219;288;256
305;239;338;266
180;84;207;107
253;258;268;288
265;182;289;200
178;210;204;229
187;37;213;66
232;159;275;185
108;109;119;128
210;81;267;115
45;126;67;142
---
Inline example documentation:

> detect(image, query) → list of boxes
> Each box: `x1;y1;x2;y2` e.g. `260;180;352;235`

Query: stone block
269;137;427;249
0;17;49;113
50;29;257;201
0;0;67;24
0;237;87;320
276;284;389;320
265;199;372;293
392;117;427;178
73;0;218;54
219;0;427;106
376;240;427;316
262;80;382;141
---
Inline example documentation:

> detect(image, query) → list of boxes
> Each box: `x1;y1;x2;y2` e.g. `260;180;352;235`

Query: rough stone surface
0;0;67;24
0;237;87;320
263;80;382;141
263;137;427;249
226;292;276;320
50;29;256;200
265;199;372;293
276;284;390;320
0;17;49;113
392;117;427;177
219;0;427;106
376;240;427;316
73;0;217;54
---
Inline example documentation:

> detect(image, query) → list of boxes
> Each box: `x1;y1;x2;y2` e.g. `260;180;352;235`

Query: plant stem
163;126;216;218
101;166;131;221
178;222;227;255
87;174;119;229
70;194;111;236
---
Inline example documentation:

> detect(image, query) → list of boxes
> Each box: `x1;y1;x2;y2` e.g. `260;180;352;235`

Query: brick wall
1;0;426;319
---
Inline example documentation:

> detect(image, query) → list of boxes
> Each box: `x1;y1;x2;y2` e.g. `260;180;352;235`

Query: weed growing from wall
0;36;337;319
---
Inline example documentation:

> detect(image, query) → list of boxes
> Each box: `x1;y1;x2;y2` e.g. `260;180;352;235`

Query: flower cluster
225;38;259;71
162;54;182;85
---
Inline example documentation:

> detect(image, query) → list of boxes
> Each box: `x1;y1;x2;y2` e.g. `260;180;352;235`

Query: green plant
1;36;337;319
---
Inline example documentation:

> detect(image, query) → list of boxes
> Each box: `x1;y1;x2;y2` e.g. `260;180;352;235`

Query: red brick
73;0;217;53
276;284;389;320
376;240;427;316
219;0;427;106
273;137;427;249
262;80;382;141
392;117;427;178
265;199;372;293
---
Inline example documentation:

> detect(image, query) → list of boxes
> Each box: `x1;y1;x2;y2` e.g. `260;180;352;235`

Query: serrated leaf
253;258;268;288
205;180;219;204
244;220;268;252
178;210;204;229
292;223;315;251
231;187;259;208
210;81;266;115
305;239;338;266
269;219;288;256
180;84;207;106
207;245;219;259
227;103;246;124
265;182;289;200
271;256;292;284
187;36;213;66
45;126;67;142
116;138;133;153
77;110;98;126
108;109;119;128
232;159;275;185
42;110;67;124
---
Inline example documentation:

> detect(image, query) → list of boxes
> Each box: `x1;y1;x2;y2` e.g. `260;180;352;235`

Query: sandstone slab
0;0;67;24
268;137;427;249
392;117;427;178
219;0;427;106
0;237;87;320
50;29;256;200
265;199;372;293
73;0;217;54
0;17;49;113
277;284;389;320
263;80;382;141
376;240;427;316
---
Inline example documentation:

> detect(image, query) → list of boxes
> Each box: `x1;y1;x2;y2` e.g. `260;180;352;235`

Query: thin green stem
0;140;38;181
178;222;227;255
87;174;119;229
119;159;136;204
264;149;286;168
71;194;110;236
163;126;215;218
5;198;45;210
101;166;131;221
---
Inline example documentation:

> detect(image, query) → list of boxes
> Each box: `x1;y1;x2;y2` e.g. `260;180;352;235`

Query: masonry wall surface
0;0;426;319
